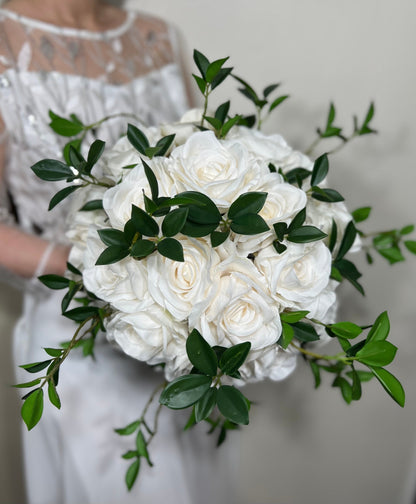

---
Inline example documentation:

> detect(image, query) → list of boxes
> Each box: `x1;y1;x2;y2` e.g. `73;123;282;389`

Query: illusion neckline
0;8;136;40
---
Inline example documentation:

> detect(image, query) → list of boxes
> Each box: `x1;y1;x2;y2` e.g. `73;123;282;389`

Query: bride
0;0;236;503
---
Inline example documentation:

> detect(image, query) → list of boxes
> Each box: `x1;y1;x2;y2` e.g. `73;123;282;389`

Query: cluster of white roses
67;111;358;383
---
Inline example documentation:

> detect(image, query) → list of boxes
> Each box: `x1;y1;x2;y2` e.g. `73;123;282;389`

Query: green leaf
287;208;306;233
211;67;233;90
157;238;184;262
192;74;206;94
346;339;366;357
377;245;405;264
287;225;327;243
181;221;218;238
13;378;42;389
273;222;288;242
66;261;82;276
49;112;84;137
345;370;374;382
278;322;294;349
335;258;364;295
63;306;99;322
136;430;152;466
228;192;268;220
79;199;104;211
269;95;289;112
47;381;61;409
329;321;362;339
400;225;414;235
162;207;189;237
20;360;53;374
203;116;223;131
21;388;44;430
291;322;320;342
206;57;229;83
125;459;140;491
405;240;416;254
217;386;249;425
215;101;230;123
48;185;79;210
328;219;338;253
31;159;75;181
130;239;156;258
309;361;321;388
131;205;159;237
155;134;175;157
280;311;309;324
311;187;344;203
98;229;129;247
38;274;70;290
310;153;329;187
186;329;218;376
87;139;106;167
219;342;251;376
114;420;141;436
63;139;82;165
95;245;129;265
122;451;139;460
220;115;241;138
230;213;269;235
127;124;149;155
195;388;217;423
193;49;210;79
183;409;197;431
273;241;287;254
263;83;280;98
352;206;372;223
336;221;357;260
355;341;397;367
159;374;212;409
351;368;362;400
68;146;86;171
177;191;221;225
211;230;230;247
370;367;405;407
366;311;390;343
61;281;81;312
285;167;311;186
332;376;352;404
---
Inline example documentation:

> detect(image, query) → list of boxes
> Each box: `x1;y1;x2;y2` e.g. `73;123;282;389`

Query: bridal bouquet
18;50;415;489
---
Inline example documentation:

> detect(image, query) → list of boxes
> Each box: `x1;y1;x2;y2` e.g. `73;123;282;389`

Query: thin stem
200;86;211;127
305;136;322;156
290;342;348;362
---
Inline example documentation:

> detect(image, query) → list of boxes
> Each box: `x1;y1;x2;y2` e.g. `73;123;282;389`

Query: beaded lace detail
0;8;188;245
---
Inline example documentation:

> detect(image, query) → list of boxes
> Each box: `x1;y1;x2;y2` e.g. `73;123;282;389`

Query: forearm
0;223;70;278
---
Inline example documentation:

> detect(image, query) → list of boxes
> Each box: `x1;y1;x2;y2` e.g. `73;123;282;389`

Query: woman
0;1;235;503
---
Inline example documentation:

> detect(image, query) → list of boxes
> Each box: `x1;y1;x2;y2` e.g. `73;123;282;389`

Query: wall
1;1;415;503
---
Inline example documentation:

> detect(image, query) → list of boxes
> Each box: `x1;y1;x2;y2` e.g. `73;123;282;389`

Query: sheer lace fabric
0;8;188;245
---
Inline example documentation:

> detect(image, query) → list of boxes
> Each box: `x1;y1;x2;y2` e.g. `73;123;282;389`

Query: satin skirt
14;290;238;504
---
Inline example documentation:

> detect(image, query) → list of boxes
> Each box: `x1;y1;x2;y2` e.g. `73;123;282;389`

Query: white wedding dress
0;8;236;504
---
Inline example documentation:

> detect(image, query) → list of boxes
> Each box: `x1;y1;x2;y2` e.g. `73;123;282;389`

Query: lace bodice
0;7;188;243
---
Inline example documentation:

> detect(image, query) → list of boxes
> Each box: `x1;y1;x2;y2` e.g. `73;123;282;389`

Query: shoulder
127;11;177;64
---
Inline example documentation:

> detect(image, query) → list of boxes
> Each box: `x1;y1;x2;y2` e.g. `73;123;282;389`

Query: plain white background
1;1;415;503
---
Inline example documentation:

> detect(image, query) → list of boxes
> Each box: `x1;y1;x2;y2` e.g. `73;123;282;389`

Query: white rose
240;344;298;382
102;157;176;230
170;131;266;210
66;185;108;269
147;237;220;321
255;241;332;308
235;173;307;255
306;198;361;253
105;304;188;366
193;256;281;351
82;228;149;313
